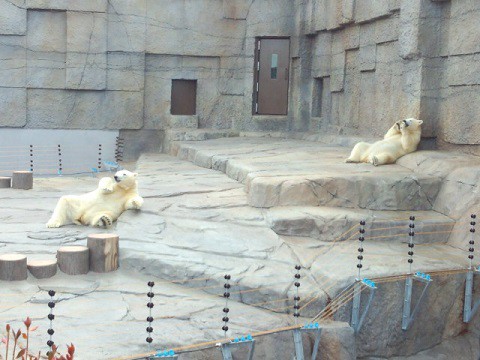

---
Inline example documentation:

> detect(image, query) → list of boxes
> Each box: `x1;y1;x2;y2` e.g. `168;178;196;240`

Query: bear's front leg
98;177;115;194
46;196;73;228
125;195;144;210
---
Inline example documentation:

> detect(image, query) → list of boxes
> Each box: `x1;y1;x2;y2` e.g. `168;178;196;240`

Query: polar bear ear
133;172;138;177
417;120;423;125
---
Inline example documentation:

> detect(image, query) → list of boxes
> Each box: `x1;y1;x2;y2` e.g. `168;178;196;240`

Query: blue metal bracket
149;349;178;359
220;335;255;360
463;267;480;323
351;278;377;333
292;323;322;360
402;272;432;330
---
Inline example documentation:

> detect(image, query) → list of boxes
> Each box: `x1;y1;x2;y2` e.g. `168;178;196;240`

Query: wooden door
254;38;290;115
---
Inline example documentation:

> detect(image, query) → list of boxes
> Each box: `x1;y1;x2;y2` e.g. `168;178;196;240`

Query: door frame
252;36;291;115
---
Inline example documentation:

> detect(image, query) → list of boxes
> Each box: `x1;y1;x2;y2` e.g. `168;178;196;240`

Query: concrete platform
0;141;479;359
172;138;454;210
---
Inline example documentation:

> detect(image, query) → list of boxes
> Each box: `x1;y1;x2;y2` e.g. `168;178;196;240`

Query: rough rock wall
299;0;480;153
0;0;295;132
0;0;479;153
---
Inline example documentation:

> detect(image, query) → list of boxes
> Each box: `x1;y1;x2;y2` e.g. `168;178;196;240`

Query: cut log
87;233;119;272
11;171;33;190
27;259;58;279
0;177;11;188
0;254;27;281
57;246;89;275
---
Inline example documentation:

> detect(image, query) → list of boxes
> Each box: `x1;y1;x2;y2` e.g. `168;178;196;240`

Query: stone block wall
0;0;478;154
300;0;480;153
0;0;295;133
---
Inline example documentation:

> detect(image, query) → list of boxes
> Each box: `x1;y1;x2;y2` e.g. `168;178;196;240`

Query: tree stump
57;246;89;275
11;171;33;190
87;233;119;272
27;259;58;279
0;177;11;188
0;254;27;281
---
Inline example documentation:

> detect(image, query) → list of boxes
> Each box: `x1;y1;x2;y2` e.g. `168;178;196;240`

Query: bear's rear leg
91;213;114;228
345;142;370;163
371;153;396;166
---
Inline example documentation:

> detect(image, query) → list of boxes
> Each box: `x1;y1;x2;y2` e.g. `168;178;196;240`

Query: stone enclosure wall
298;0;480;154
0;0;478;154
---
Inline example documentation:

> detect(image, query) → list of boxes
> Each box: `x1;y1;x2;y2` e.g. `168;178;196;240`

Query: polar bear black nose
114;176;119;182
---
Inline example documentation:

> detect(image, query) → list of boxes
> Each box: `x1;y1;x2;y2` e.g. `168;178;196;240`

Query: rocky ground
0;137;479;359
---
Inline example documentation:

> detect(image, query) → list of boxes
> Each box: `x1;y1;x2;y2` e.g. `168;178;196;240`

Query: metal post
292;329;304;360
221;345;234;360
47;290;56;354
407;216;415;274
351;279;376;333
402;276;413;330
220;335;255;360
29;145;34;172
97;143;102;172
292;324;322;360
403;216;415;329
464;214;479;323
464;270;475;323
57;144;62;176
351;281;361;330
402;272;431;331
351;220;376;333
146;281;155;349
402;216;432;330
357;220;366;279
222;274;231;338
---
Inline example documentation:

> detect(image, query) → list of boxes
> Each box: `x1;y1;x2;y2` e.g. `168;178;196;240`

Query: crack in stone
310;178;356;207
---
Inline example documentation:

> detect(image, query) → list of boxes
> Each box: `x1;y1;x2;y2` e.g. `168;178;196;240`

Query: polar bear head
400;118;423;132
113;170;138;190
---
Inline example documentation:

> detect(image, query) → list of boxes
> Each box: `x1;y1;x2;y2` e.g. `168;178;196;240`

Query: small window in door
271;54;278;79
171;79;197;115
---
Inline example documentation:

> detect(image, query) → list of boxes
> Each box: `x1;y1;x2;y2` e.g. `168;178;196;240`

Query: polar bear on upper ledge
46;170;144;228
345;118;423;166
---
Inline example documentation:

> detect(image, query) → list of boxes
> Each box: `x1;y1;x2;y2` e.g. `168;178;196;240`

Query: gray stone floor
0;138;479;359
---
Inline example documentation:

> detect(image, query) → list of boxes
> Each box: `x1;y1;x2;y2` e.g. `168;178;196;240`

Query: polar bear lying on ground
46;170;144;228
345;118;423;166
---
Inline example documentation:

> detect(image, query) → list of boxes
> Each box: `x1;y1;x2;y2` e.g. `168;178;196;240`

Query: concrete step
172;138;442;210
266;207;454;244
167;115;198;129
165;128;239;152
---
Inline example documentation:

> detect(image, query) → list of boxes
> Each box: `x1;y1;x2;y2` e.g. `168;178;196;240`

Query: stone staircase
157;136;480;359
170;136;479;245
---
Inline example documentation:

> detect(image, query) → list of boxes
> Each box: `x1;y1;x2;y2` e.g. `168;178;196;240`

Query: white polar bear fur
345;118;423;166
46;170;144;228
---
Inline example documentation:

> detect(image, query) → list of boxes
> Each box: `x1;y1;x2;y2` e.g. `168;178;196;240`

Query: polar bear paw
345;158;356;163
96;215;113;228
371;156;379;166
102;185;114;194
126;196;144;210
46;219;62;228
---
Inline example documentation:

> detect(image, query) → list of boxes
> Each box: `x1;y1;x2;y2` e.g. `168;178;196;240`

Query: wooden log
11;171;33;190
57;246;89;275
27;259;58;279
87;233;119;272
0;177;11;188
0;254;27;281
